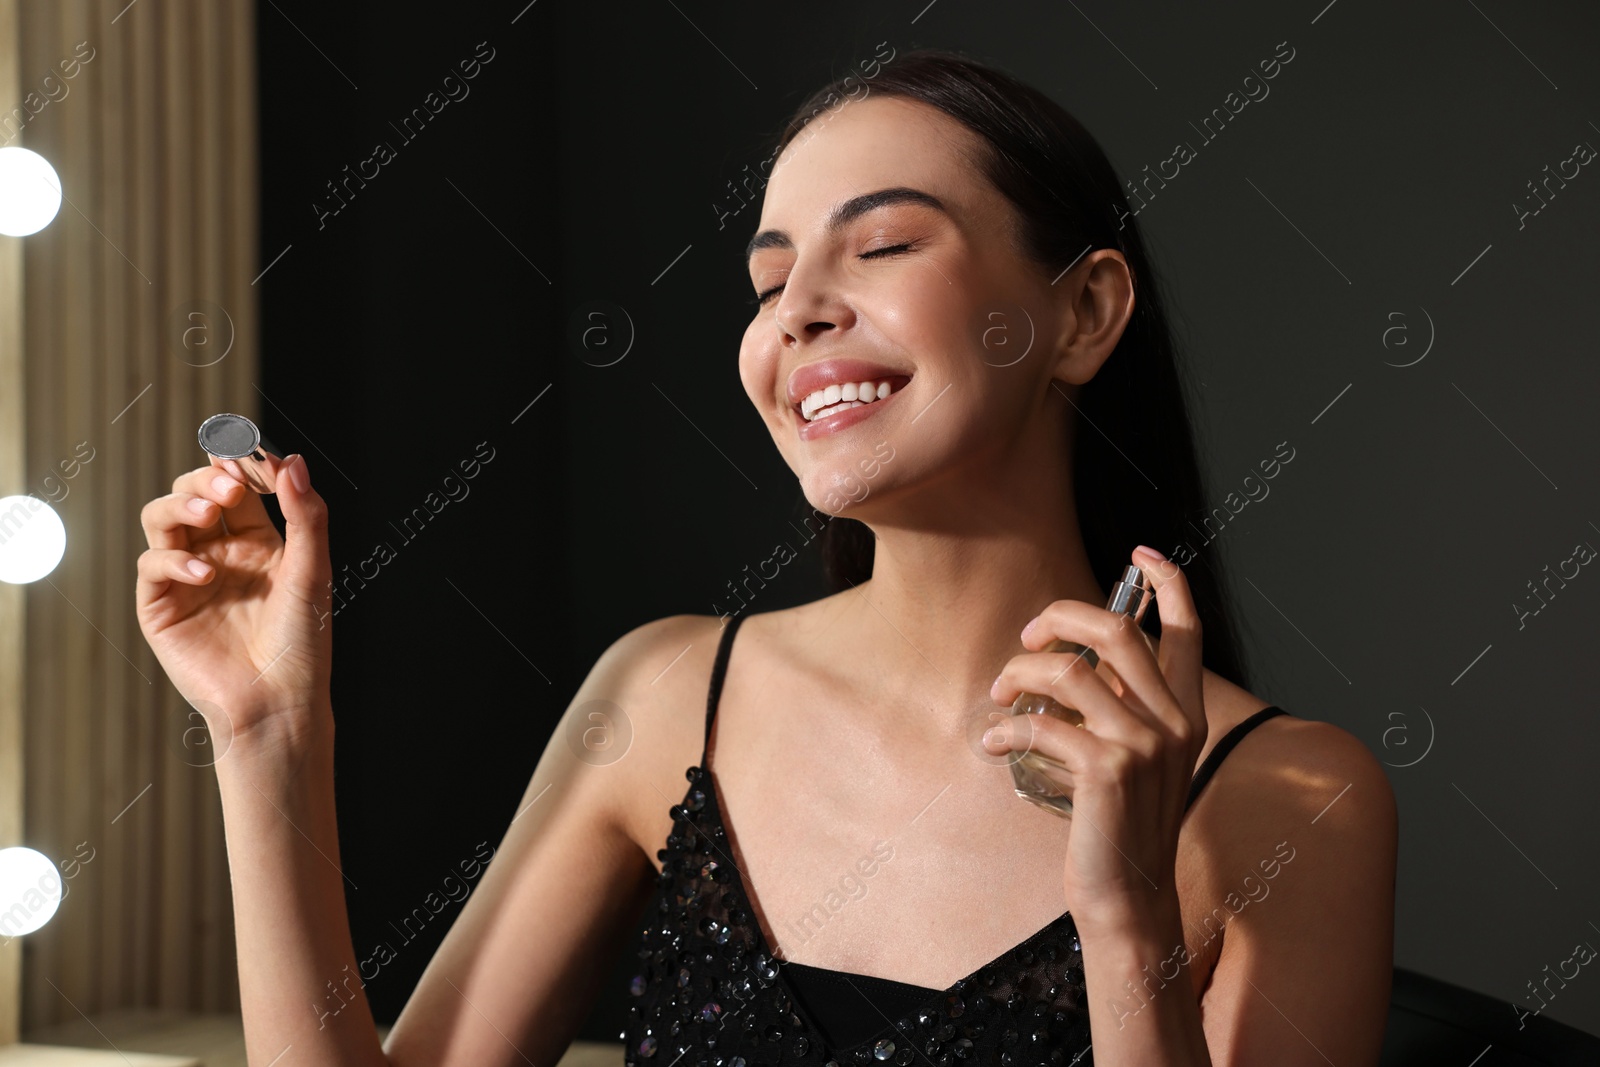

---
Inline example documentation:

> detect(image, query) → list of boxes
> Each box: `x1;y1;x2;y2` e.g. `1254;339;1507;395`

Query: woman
136;48;1396;1067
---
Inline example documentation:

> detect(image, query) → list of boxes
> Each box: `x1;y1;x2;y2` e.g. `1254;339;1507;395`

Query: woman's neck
837;491;1109;722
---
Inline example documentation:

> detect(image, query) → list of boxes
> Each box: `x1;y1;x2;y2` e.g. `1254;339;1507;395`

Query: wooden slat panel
210;0;255;1009
125;0;159;1012
192;0;219;1012
0;0;24;1044
157;0;195;1011
24;3;51;1021
19;0;64;1036
10;0;255;1033
193;0;227;1012
62;0;99;1020
94;0;130;1011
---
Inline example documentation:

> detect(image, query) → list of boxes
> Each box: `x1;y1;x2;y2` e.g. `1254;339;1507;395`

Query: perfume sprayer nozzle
1108;564;1152;624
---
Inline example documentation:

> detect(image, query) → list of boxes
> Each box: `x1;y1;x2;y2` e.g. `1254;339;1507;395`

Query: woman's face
739;94;1090;520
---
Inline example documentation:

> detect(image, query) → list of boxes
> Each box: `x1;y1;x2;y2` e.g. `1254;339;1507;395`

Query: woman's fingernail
1021;616;1039;639
989;674;1003;700
288;454;310;493
187;497;213;515
982;726;1000;746
212;475;238;495
186;559;213;577
1134;544;1166;562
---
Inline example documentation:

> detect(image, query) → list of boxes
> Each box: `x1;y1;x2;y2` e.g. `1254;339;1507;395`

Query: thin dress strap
1184;705;1287;812
701;613;748;766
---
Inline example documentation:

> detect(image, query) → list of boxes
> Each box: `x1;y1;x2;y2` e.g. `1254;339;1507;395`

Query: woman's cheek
736;333;770;402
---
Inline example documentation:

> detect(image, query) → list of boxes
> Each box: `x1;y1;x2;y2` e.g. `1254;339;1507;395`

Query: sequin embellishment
619;764;1094;1065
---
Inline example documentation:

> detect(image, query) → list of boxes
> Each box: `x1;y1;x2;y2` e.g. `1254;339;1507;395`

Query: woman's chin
788;439;902;517
799;480;884;521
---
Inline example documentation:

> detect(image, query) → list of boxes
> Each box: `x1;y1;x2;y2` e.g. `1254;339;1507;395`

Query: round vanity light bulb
0;147;64;236
0;847;64;937
0;495;68;583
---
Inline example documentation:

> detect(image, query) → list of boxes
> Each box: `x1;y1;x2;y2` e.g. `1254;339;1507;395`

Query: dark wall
256;0;1600;1042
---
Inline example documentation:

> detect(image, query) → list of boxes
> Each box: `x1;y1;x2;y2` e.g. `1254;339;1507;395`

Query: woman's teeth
800;379;899;422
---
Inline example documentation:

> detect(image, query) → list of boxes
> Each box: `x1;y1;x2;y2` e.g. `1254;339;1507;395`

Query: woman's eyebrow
744;186;948;267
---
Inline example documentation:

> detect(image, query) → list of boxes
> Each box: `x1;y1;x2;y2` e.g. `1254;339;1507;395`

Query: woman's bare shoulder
1204;709;1393;821
1174;692;1397;1000
1189;664;1390;806
1193;667;1391;817
1186;694;1397;892
593;613;741;859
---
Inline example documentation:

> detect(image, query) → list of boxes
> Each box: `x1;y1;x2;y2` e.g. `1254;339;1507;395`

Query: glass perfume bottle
1009;564;1154;818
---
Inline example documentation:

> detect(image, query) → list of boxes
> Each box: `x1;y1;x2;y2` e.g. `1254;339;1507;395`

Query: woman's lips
794;380;907;441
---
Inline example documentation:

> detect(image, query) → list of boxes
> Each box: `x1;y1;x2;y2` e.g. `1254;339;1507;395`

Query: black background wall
255;0;1600;1043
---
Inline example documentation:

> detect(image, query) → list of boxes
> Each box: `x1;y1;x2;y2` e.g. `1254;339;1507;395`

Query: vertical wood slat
24;1;88;1022
225;0;255;1000
62;0;98;1020
7;0;257;1035
19;0;71;1033
193;0;226;1011
193;0;219;1011
0;0;24;1046
157;0;196;1011
20;0;65;1037
94;0;129;1011
125;0;157;1013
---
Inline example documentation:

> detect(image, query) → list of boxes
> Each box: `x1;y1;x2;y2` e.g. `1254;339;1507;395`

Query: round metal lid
196;412;261;459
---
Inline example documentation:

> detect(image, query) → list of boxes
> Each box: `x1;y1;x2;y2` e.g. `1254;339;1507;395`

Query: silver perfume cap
197;412;279;494
1108;564;1152;624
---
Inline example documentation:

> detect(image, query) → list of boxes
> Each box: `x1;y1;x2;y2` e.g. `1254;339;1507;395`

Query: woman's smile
792;374;912;441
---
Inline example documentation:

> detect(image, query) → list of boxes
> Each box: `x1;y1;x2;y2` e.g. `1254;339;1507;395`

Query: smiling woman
132;44;1396;1067
708;47;1393;1065
738;57;1256;651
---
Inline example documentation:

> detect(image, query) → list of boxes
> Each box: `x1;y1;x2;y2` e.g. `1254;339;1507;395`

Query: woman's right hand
136;451;334;751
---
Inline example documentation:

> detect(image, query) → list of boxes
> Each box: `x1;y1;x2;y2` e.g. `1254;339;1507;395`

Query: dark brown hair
771;47;1253;690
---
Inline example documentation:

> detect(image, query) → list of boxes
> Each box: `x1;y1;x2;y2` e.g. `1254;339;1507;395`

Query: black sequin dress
620;611;1287;1066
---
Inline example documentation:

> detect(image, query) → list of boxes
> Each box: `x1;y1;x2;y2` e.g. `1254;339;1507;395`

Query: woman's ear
1049;250;1136;386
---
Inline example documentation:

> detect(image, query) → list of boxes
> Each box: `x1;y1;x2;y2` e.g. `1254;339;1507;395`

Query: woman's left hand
982;546;1209;926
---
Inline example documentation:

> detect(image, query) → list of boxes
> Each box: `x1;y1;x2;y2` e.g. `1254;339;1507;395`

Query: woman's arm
1186;722;1397;1065
214;710;390;1067
136;456;697;1065
218;615;695;1067
380;616;709;1066
1069;719;1397;1066
986;548;1398;1065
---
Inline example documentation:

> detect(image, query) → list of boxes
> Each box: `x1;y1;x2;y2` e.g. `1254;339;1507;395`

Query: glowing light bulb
0;147;63;236
0;495;67;583
0;847;63;937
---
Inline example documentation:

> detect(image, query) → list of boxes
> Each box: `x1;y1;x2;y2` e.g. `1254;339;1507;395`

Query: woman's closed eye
749;242;918;306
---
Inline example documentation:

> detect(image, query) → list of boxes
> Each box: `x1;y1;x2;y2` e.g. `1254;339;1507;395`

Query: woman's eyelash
748;243;917;306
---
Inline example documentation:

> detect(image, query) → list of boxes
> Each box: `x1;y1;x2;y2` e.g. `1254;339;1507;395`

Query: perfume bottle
1009;564;1154;818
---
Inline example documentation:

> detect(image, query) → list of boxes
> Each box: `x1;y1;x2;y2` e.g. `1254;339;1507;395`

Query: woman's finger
140;486;219;552
1025;585;1190;741
272;454;332;604
139;492;228;552
166;457;276;539
207;452;284;535
993;639;1159;753
1129;546;1205;736
135;547;216;610
1018;597;1171;729
983;705;1109;779
155;465;244;544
